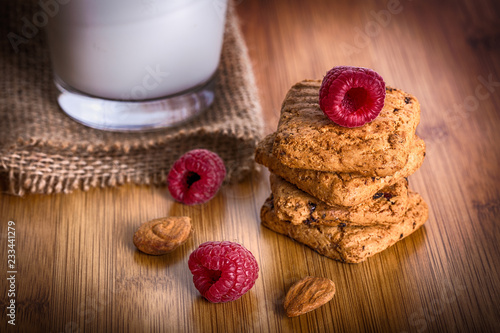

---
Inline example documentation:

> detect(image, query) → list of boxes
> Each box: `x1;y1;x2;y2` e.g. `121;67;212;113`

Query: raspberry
167;149;226;205
188;241;259;303
319;66;386;128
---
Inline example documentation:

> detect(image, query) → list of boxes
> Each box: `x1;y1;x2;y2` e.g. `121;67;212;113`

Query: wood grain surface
1;0;500;332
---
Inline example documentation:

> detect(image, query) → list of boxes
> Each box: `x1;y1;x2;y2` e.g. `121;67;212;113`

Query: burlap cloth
0;1;264;196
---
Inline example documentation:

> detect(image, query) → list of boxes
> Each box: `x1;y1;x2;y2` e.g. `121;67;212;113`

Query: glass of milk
46;0;229;131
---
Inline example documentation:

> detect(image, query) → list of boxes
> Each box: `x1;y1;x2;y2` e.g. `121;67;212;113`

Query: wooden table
2;0;500;332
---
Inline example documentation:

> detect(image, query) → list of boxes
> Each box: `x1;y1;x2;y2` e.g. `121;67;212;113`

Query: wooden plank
1;0;499;332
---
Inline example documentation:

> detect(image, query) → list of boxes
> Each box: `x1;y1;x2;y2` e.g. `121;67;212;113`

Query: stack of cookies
256;80;429;263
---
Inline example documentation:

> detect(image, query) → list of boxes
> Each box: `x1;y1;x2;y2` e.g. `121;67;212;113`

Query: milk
47;0;228;100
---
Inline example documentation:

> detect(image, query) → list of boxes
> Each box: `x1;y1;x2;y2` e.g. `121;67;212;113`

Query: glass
46;0;229;131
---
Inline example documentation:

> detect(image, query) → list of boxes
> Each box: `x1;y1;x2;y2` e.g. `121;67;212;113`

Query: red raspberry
167;149;226;205
188;241;259;303
319;66;386;128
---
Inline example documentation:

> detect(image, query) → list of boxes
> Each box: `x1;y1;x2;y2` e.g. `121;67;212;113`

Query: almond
133;216;192;255
283;276;335;317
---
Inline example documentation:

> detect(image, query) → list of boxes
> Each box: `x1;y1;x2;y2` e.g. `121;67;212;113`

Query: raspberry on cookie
319;66;386;128
273;80;421;176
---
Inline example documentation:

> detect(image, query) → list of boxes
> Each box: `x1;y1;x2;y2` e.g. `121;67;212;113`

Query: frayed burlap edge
0;1;264;196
